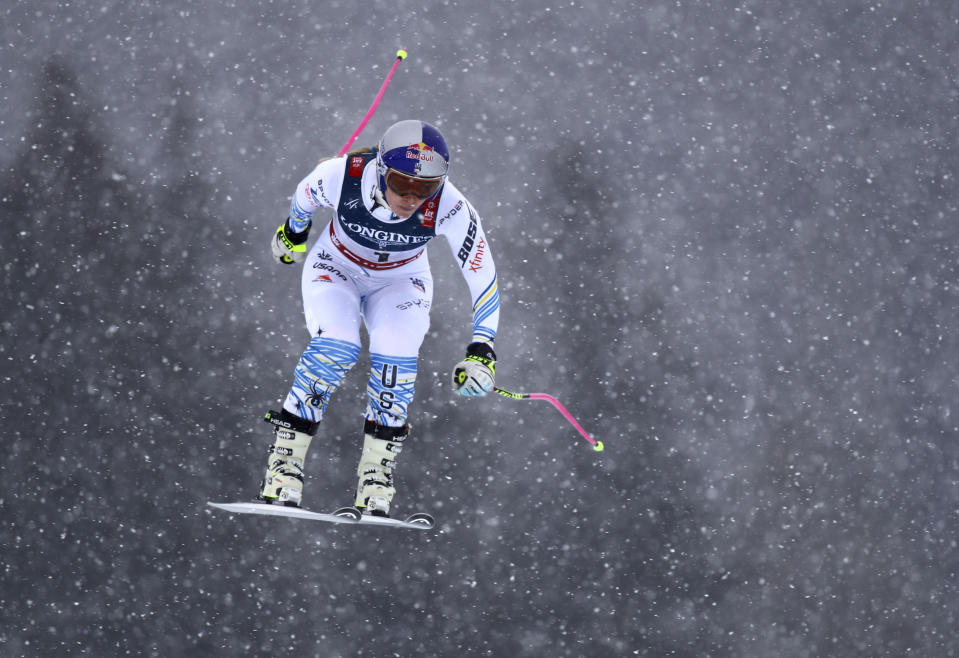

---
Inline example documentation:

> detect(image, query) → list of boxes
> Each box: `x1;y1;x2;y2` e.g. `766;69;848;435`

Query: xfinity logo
469;237;486;273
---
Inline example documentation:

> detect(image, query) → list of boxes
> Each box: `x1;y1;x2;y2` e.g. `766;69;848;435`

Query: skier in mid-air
258;119;500;517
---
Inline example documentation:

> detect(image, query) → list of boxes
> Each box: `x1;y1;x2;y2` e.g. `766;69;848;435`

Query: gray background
2;1;957;656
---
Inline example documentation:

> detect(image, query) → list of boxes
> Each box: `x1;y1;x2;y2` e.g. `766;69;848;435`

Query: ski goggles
385;169;443;199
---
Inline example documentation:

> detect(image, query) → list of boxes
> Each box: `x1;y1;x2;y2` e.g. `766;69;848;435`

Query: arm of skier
438;196;500;396
271;157;345;264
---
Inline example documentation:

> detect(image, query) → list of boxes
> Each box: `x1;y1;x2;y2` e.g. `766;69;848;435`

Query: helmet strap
373;183;390;210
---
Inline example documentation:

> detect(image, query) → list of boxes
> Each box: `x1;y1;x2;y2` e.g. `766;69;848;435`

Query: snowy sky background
2;1;958;656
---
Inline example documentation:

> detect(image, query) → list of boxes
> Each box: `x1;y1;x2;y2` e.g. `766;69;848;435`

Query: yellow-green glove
452;342;496;397
271;218;309;264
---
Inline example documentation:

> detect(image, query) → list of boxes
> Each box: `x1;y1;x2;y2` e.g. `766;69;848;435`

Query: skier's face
384;169;442;218
385;187;425;218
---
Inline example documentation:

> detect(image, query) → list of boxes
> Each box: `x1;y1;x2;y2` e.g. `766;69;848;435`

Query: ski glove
452;342;496;397
271;218;310;264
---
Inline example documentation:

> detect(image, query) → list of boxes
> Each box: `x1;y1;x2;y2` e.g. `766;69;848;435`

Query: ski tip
396;48;408;60
333;506;362;521
405;512;435;529
593;440;605;452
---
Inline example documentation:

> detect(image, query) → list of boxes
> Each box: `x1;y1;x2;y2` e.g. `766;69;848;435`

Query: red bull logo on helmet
406;142;435;162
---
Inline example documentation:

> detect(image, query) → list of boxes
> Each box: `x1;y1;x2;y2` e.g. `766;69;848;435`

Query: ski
206;501;434;531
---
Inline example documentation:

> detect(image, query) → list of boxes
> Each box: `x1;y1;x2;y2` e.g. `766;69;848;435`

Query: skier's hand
452;342;496;397
271;219;309;264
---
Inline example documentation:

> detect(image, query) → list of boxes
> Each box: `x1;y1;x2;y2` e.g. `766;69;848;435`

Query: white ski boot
354;421;409;517
258;409;320;507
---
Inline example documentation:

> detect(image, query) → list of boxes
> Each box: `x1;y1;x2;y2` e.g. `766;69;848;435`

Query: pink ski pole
493;387;605;452
336;49;408;156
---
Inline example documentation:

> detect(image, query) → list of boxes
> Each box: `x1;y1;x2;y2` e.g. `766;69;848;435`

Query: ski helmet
376;120;450;200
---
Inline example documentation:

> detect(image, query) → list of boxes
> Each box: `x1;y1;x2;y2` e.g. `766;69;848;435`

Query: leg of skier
353;272;433;516
259;257;362;507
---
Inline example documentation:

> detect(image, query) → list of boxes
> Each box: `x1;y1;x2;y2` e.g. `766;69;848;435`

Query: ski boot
354;420;409;517
258;409;320;507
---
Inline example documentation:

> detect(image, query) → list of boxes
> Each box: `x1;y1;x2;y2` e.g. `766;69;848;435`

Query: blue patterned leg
283;336;361;423
365;353;419;427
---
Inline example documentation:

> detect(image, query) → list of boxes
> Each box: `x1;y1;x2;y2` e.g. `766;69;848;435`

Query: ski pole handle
336;49;408;157
493;387;604;452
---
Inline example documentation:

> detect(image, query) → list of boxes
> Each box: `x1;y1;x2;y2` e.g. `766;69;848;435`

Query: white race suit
280;150;500;428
